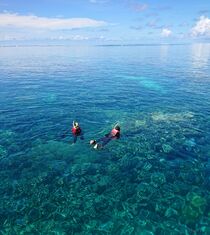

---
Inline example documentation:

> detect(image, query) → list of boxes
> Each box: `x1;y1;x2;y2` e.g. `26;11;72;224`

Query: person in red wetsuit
72;121;84;143
90;124;120;149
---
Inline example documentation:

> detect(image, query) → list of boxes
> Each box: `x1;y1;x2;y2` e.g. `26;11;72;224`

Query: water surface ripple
0;44;210;234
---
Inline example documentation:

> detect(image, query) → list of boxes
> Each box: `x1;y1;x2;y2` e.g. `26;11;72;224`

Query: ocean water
0;44;210;234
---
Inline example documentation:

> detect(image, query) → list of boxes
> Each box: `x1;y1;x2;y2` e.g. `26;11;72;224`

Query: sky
0;0;210;45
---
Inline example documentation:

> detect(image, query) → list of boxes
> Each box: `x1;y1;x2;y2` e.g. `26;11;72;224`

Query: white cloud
89;0;108;3
0;13;107;30
48;35;90;41
191;16;210;37
133;3;148;12
50;35;110;41
71;35;89;40
161;28;172;37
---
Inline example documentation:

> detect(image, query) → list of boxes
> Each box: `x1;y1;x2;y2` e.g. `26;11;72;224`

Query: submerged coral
182;192;207;225
151;111;194;122
0;144;7;159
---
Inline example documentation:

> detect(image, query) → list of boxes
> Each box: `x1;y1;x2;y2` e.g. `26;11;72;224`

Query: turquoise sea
0;44;210;234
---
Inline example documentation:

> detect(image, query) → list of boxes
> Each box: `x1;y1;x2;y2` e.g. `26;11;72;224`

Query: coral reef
0;107;209;235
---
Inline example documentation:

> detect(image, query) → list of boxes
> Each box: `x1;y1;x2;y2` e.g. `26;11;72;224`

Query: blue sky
0;0;210;44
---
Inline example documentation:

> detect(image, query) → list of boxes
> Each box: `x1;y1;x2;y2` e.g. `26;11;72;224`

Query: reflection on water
191;43;210;69
159;45;169;63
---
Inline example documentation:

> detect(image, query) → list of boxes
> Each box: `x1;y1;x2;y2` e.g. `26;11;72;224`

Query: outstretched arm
114;123;119;129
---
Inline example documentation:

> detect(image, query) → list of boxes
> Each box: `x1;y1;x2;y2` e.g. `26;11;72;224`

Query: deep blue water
0;44;210;234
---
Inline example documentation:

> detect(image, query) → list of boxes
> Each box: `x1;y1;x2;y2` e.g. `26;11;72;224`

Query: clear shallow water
0;44;210;234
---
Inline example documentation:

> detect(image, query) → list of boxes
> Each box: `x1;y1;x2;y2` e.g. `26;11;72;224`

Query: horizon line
1;42;209;48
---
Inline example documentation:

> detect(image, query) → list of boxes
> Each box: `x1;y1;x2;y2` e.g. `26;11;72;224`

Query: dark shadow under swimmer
90;124;120;149
72;121;84;143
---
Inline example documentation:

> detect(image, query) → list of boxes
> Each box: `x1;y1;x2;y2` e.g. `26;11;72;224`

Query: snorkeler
90;124;120;149
72;121;84;143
